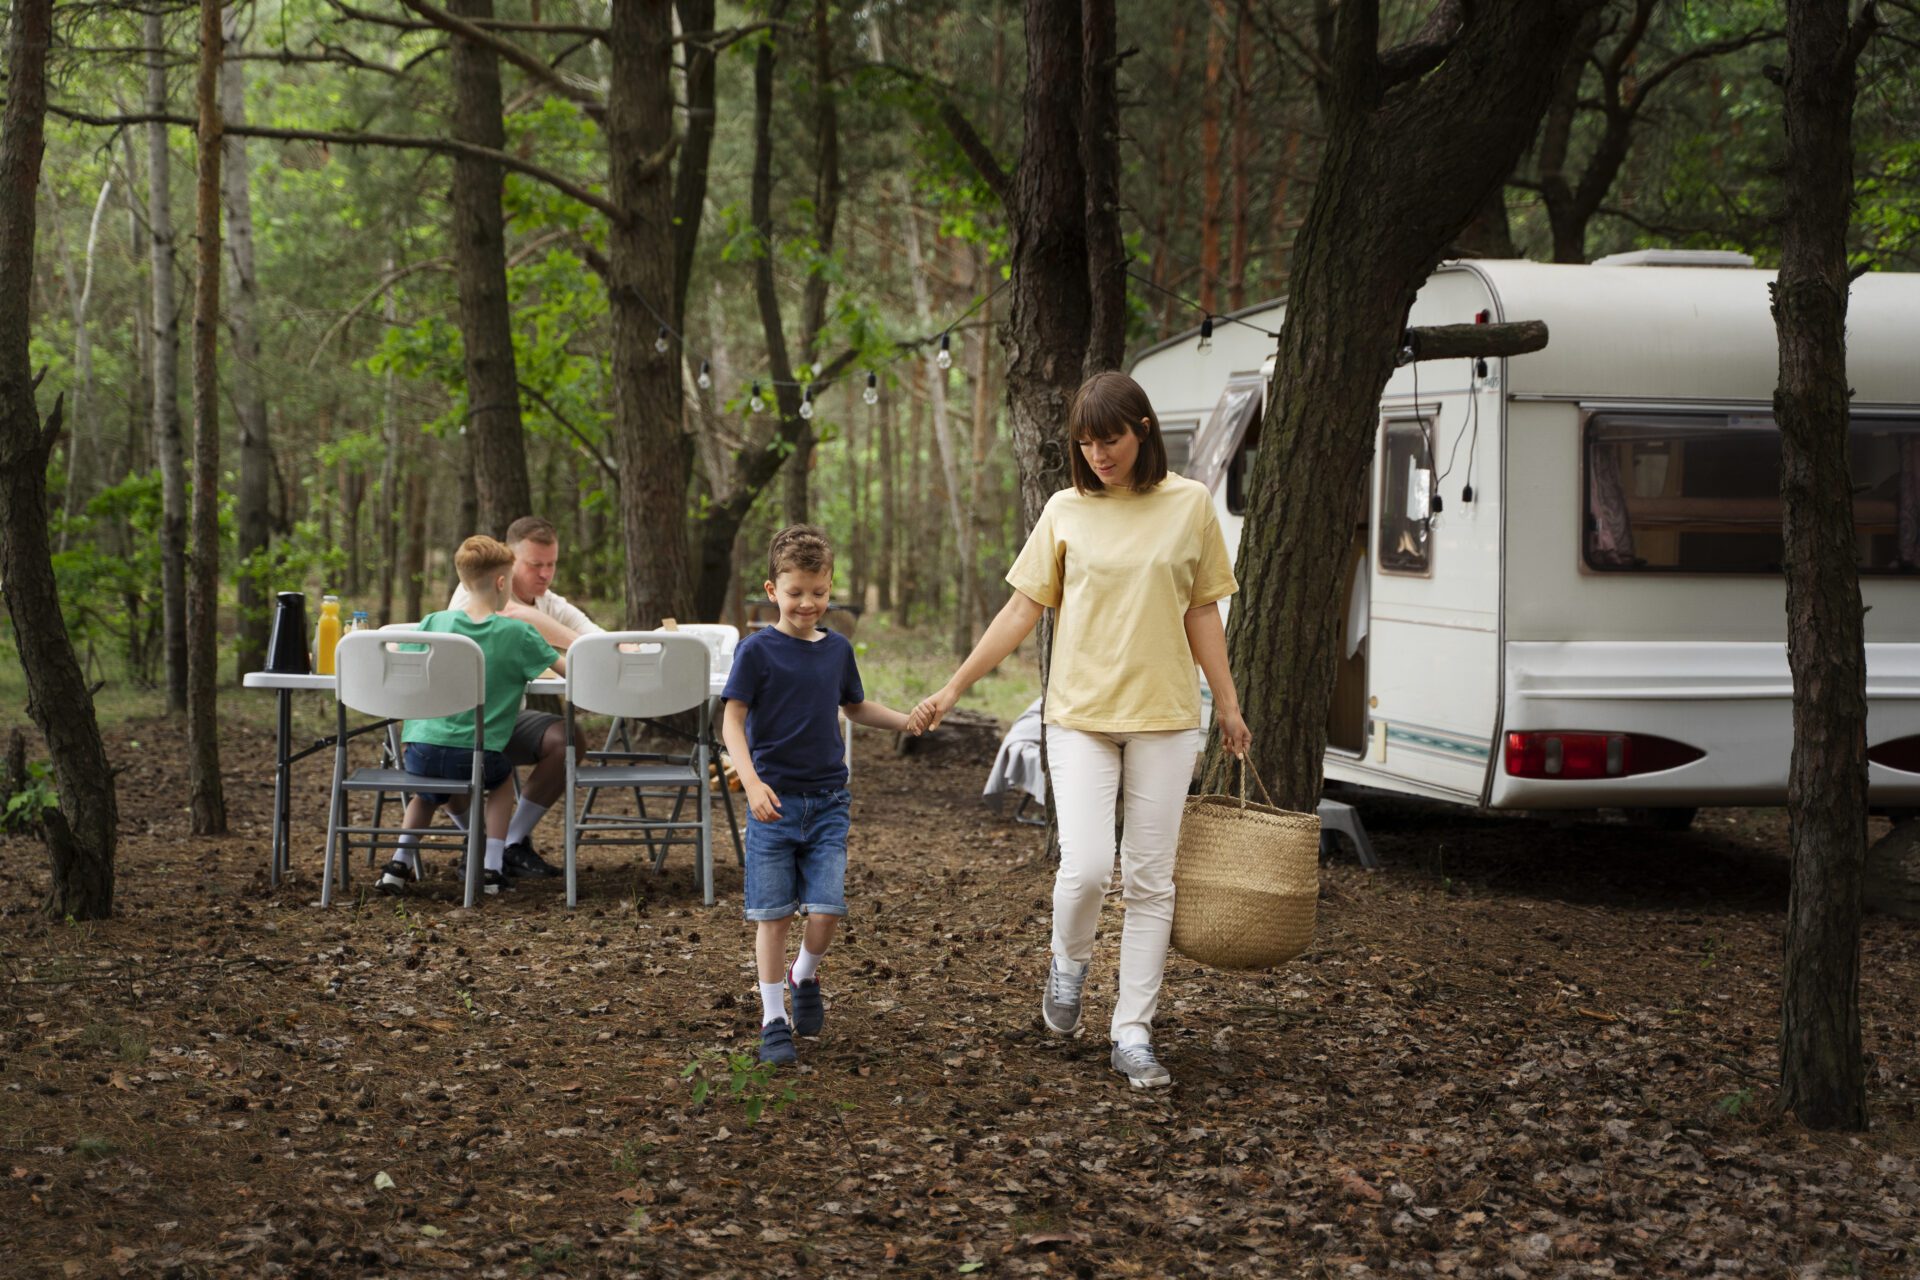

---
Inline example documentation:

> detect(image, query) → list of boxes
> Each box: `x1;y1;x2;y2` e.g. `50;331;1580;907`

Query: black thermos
265;592;311;674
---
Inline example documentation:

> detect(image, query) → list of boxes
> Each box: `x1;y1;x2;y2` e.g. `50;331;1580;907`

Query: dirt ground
2;713;1918;1279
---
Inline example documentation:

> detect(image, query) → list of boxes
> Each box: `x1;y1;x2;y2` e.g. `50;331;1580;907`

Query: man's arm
543;591;603;637
501;601;585;651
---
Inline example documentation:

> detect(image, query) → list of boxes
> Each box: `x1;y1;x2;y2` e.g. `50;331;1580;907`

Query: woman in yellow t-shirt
909;371;1251;1090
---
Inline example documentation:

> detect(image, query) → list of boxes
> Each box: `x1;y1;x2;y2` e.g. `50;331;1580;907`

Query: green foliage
680;1047;799;1125
3;760;59;832
50;471;167;685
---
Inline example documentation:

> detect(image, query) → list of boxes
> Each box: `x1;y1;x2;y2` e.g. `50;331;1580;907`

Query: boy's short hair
454;535;516;585
1067;370;1170;494
767;525;834;582
504;516;558;546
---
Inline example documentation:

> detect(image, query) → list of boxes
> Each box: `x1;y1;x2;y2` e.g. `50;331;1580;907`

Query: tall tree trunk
781;0;842;527
222;4;271;681
902;207;973;655
969;242;996;633
1266;129;1302;296
404;467;428;623
1227;0;1253;310
1772;0;1874;1133
0;0;119;920
1081;0;1125;376
448;0;531;538
1198;0;1226;313
117;126;152;481
55;176;111;546
1149;8;1190;334
187;0;227;835
877;371;895;612
1226;0;1594;813
376;259;401;624
607;0;694;626
147;8;188;714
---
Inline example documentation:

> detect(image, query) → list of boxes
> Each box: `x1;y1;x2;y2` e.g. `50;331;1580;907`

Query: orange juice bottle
314;595;343;676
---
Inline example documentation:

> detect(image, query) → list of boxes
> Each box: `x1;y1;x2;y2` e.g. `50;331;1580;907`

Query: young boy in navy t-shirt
721;525;915;1065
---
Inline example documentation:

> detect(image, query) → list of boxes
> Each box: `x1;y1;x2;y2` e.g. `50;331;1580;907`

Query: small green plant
610;1139;650;1176
454;987;479;1019
625;1208;650;1234
71;1136;117;1160
3;761;58;832
681;1048;799;1124
1699;934;1722;970
1716;1086;1755;1116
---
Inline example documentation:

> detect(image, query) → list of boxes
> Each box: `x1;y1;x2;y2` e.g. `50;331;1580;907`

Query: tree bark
147;8;188;714
0;0;120;919
187;0;227;835
1771;0;1874;1133
54;176;111;545
1226;0;1595;813
1228;0;1254;310
1199;0;1226;312
222;4;271;682
377;259;402;624
877;371;896;612
1081;0;1125;376
448;0;532;538
901;206;972;656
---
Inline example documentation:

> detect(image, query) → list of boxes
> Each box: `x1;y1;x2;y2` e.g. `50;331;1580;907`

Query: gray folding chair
563;632;714;908
323;630;488;908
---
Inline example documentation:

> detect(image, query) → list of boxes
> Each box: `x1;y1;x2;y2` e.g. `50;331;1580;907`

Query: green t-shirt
400;610;560;752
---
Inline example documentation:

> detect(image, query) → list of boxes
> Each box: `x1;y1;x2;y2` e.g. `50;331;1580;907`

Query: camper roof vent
1591;248;1756;268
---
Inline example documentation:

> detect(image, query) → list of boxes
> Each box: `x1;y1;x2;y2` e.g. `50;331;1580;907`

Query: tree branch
857;62;1011;206
325;1;606;39
1379;0;1463;87
1842;1;1882;73
1400;320;1548;363
393;0;605;121
48;105;623;221
519;381;617;481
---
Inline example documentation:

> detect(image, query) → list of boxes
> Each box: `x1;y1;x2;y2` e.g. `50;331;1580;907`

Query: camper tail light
1868;736;1920;774
1504;732;1704;780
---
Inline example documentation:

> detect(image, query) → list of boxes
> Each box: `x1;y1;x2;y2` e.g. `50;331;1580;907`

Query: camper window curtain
1583;411;1920;574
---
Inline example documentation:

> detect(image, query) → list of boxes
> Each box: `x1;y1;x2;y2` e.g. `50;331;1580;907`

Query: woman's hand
908;685;959;734
1216;707;1252;757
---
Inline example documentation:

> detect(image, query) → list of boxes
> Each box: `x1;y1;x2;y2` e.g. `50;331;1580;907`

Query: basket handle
1201;751;1279;809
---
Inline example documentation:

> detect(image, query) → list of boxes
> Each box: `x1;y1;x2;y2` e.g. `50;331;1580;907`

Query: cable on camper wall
1436;357;1484;504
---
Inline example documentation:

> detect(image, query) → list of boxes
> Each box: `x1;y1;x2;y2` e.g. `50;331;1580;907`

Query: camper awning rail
1511;395;1920;417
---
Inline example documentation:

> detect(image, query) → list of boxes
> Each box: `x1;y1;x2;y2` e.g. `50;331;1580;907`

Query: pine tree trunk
1082;0;1125;376
1771;0;1872;1133
147;8;188;714
404;468;428;624
376;261;401;624
0;0;120;919
1198;0;1226;313
222;5;271;681
449;0;531;538
877;372;895;612
1227;0;1253;310
186;0;227;836
1226;0;1593;813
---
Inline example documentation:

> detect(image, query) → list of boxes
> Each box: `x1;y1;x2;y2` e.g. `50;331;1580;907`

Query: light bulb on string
750;382;765;414
1198;316;1214;351
936;333;953;371
654;326;671;355
697;359;712;390
799;389;814;421
863;370;879;406
811;360;825;379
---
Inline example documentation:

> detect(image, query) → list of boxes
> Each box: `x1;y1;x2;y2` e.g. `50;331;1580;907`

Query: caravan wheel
1624;806;1698;832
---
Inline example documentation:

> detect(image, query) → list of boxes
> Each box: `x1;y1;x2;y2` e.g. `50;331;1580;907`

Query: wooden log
1399;319;1549;364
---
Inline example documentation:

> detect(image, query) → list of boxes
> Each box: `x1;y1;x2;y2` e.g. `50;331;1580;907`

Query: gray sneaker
1110;1041;1172;1089
1041;957;1088;1036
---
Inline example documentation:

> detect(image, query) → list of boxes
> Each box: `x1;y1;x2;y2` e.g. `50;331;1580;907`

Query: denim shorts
743;787;851;921
403;742;513;806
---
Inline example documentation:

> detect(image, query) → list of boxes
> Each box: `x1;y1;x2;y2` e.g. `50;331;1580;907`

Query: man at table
446;515;600;879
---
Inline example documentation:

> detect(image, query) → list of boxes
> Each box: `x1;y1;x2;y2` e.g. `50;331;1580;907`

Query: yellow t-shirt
1006;472;1238;732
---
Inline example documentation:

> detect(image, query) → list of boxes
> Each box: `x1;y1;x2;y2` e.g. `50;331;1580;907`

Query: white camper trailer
1129;254;1920;816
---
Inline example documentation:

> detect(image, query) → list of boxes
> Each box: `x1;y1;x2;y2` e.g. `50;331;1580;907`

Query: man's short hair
767;525;834;582
454;535;516;585
505;516;558;547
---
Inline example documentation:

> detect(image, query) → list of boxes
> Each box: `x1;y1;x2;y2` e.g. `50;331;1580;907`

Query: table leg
271;689;291;887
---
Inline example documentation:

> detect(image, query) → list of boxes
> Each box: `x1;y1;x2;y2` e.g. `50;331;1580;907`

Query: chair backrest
567;631;710;719
673;623;739;671
335;629;485;721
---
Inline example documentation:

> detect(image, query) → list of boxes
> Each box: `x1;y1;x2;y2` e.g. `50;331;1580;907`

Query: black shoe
503;840;561;879
788;961;825;1037
375;859;418;896
758;1018;797;1066
480;868;514;896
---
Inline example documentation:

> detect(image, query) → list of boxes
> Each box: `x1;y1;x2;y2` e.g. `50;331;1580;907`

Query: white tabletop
245;671;729;698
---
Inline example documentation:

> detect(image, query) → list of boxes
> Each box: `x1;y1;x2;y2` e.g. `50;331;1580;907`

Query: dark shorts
505;710;562;766
403;742;513;806
743;788;852;921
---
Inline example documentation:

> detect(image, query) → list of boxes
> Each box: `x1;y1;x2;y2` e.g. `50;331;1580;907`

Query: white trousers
1046;723;1202;1046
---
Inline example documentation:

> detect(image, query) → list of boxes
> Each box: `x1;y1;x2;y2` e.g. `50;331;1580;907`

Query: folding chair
563;632;714;908
322;630;488;908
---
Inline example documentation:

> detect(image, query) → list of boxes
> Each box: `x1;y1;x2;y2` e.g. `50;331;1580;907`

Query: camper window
1379;418;1433;575
1226;410;1263;515
1582;412;1920;574
1163;420;1197;475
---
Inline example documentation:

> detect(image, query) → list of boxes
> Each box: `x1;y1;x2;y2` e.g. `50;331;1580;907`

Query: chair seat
342;767;473;792
576;763;701;788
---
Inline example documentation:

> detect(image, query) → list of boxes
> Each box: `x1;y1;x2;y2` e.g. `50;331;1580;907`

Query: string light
1198;316;1214;351
863;370;879;406
799;388;814;420
811;360;825;379
936;333;952;370
750;382;765;414
697;359;712;390
654;325;671;354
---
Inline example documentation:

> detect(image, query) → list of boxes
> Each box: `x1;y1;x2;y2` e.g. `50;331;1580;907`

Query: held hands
905;685;958;736
745;780;783;823
1217;707;1252;758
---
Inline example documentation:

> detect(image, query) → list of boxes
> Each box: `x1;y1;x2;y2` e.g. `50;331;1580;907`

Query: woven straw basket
1171;757;1319;970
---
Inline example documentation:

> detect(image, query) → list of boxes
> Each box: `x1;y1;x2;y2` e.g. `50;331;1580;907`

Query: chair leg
699;740;714;907
321;744;348;908
565;748;578;910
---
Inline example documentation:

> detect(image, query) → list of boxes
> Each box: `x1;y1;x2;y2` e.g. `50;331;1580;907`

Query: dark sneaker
480;868;514;896
503;840;561;879
1041;957;1088;1037
788;962;824;1037
758;1017;797;1066
375;859;418;896
1110;1041;1173;1089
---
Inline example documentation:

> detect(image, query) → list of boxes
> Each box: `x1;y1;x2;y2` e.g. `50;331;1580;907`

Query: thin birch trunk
56;177;111;548
147;7;188;714
186;0;226;834
222;4;271;681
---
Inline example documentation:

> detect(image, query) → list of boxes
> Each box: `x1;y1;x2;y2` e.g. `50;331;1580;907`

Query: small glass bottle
351;609;368;636
314;595;343;676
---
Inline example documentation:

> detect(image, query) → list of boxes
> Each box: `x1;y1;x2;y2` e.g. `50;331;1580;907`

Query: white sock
393;833;421;874
484;837;506;874
505;799;548;847
446;809;467;832
791;944;824;984
759;981;788;1026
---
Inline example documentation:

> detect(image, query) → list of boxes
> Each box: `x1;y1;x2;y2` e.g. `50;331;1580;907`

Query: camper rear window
1583;412;1920;574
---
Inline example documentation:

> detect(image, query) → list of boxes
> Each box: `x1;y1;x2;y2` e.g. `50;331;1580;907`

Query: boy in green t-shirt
377;535;563;898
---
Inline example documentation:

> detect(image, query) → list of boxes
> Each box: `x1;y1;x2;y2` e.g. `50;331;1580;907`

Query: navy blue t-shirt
721;627;865;793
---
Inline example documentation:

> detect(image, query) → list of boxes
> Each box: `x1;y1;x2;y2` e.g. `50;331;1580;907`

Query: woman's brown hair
1066;371;1169;494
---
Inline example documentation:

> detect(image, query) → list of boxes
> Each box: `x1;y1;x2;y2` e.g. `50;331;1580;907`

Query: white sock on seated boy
505;799;547;847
